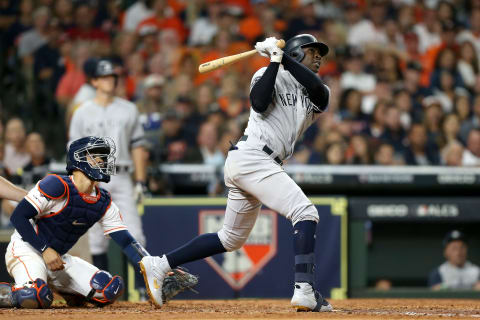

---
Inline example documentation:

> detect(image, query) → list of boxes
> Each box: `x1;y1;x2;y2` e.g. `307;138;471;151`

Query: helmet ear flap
289;47;305;62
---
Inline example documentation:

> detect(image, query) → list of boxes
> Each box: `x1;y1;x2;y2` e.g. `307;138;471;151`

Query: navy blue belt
237;135;283;166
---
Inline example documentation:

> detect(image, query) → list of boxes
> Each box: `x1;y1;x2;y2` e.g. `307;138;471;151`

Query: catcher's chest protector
35;175;111;255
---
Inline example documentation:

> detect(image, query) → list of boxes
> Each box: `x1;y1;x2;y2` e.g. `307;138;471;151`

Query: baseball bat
198;39;285;74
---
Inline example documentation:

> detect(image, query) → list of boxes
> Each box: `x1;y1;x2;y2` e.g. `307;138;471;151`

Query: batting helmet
93;60;116;78
284;34;329;62
66;136;116;183
83;57;99;79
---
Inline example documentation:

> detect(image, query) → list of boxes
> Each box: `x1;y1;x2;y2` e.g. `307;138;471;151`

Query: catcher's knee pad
12;279;53;309
217;228;248;252
290;203;319;226
88;270;124;305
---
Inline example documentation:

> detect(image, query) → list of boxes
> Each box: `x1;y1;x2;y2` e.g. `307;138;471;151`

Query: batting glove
255;37;283;63
255;40;270;58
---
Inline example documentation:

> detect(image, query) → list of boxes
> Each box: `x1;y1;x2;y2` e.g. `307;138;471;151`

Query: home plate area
2;299;480;320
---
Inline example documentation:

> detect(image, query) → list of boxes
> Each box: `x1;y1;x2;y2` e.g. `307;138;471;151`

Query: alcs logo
199;210;277;290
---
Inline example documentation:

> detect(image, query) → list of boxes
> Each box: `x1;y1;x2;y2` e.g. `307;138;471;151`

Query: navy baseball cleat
290;282;333;312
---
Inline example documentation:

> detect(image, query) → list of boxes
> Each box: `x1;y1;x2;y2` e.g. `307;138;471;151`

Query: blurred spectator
459;94;480;143
137;74;166;146
55;41;91;107
347;0;387;48
4;0;34;51
462;129;480;166
428;230;480;290
404;123;440;165
440;113;461;146
380;105;407;154
17;6;50;60
196;83;218;116
284;0;322;41
153;109;196;164
54;0;74;29
196;122;224;167
456;9;480;56
454;94;471;123
338;88;368;134
12;132;50;188
33;18;67;115
125;51;147;99
325;142;346;165
420;20;459;88
346;134;372;165
123;0;153;32
340;47;376;93
457;41;479;90
374;143;397;165
413;7;441;54
4;118;30;175
137;0;187;43
188;0;222;46
69;57;98;109
67;2;109;42
423;98;444;149
364;100;387;140
441;141;464;166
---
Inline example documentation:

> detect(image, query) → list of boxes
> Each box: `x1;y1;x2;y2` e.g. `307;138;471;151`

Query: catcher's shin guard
6;279;53;309
88;270;124;306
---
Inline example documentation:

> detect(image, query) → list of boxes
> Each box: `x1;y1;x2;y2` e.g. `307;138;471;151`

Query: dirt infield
0;299;479;320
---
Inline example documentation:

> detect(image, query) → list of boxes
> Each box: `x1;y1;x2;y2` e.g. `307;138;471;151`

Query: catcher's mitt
162;267;199;303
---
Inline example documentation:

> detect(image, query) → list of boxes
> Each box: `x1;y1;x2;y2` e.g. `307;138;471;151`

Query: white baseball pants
5;239;104;299
218;145;319;252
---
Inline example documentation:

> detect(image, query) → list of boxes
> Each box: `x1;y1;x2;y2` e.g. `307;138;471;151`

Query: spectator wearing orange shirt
137;0;187;44
55;41;91;107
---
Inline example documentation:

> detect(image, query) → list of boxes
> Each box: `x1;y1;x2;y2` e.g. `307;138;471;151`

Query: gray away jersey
244;66;330;160
69;97;145;166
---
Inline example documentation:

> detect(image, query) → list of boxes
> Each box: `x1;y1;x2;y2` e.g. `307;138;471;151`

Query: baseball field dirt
0;299;479;319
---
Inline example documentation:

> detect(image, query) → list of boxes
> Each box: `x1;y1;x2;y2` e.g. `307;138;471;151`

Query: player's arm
249;63;280;113
10;176;66;271
110;230;149;264
281;54;330;112
0;176;27;201
132;146;147;184
102;201;149;263
10;200;48;253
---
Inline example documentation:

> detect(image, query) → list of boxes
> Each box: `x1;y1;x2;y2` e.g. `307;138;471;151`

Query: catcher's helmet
66;136;116;183
93;60;116;78
284;34;329;62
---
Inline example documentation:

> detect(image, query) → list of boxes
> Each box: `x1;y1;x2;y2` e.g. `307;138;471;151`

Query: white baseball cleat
139;255;170;308
290;282;333;312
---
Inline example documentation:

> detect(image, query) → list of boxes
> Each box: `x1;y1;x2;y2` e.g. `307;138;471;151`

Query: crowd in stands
1;0;480;195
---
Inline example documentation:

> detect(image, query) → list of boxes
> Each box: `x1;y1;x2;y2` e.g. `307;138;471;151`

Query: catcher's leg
4;241;53;308
48;254;123;307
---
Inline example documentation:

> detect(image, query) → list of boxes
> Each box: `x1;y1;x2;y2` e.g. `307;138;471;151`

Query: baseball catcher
0;136;197;308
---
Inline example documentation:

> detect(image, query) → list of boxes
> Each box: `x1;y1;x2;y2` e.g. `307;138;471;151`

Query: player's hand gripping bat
198;39;285;74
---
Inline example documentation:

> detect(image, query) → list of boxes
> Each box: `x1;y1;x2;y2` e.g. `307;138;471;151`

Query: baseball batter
0;137;151;308
139;34;332;311
69;60;147;272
